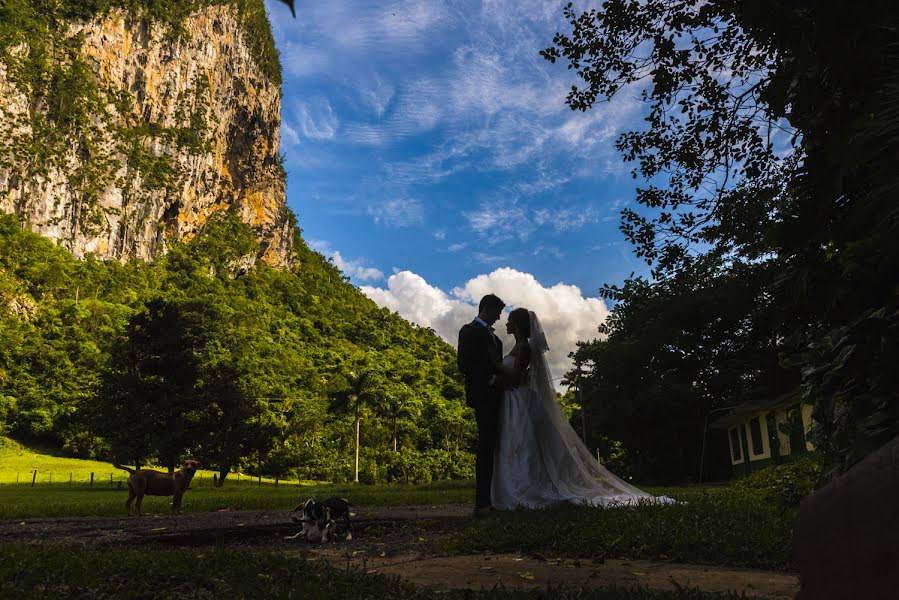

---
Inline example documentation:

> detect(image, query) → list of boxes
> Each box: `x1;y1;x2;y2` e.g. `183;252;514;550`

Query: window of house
750;416;764;455
729;427;742;462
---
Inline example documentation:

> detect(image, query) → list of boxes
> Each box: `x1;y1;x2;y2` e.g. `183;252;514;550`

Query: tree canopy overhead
546;0;899;482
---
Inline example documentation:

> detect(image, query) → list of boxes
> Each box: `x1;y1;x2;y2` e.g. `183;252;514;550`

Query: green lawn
0;439;797;575
0;544;766;600
452;487;797;571
0;480;475;519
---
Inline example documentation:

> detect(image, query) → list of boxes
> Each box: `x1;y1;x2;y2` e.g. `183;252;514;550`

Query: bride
491;308;674;509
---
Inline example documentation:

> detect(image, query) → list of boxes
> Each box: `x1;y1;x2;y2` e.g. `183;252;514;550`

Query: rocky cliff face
0;4;293;266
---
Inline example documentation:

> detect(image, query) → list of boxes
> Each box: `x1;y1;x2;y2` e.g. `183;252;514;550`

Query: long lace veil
526;311;653;502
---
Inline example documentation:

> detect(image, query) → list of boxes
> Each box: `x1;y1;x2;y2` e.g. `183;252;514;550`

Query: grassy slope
0;437;284;485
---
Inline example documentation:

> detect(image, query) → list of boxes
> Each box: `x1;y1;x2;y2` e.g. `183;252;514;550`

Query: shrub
730;455;820;508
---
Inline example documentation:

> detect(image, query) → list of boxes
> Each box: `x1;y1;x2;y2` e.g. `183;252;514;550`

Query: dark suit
458;319;503;508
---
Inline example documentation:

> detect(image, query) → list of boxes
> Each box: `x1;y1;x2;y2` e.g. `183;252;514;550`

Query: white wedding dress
491;312;674;510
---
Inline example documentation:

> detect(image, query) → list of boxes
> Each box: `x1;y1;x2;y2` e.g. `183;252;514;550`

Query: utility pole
574;360;588;447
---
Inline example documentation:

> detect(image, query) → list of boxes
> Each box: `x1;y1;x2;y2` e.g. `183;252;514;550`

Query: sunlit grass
0;437;476;519
0;479;475;520
0;437;275;486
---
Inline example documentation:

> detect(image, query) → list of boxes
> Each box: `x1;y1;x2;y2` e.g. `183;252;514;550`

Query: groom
457;293;505;516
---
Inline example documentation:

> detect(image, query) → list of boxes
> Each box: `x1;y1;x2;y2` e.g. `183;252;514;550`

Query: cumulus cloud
361;268;609;388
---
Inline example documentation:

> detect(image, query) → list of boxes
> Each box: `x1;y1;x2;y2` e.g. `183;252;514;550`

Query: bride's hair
508;308;531;338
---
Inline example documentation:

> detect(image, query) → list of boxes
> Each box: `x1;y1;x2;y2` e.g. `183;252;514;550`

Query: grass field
0;437;475;518
0;437;277;486
0;438;798;570
0;479;474;519
0;440;795;598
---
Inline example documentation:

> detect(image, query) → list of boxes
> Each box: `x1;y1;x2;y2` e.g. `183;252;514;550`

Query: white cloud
359;76;395;118
281;121;300;147
361;268;609;388
464;199;534;241
306;240;384;282
271;0;648;204
368;197;425;227
292;98;339;140
533;206;600;231
465;200;601;241
331;251;384;281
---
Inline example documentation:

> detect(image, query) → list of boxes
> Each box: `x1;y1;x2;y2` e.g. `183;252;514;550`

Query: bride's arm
497;342;531;386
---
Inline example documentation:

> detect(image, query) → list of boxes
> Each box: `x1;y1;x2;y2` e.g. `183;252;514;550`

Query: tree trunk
218;470;229;487
353;406;360;483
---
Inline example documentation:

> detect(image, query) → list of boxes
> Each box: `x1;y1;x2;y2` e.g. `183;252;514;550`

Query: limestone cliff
0;2;293;266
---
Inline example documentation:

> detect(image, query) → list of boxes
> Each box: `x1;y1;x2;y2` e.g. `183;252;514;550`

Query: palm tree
377;392;419;452
330;369;379;483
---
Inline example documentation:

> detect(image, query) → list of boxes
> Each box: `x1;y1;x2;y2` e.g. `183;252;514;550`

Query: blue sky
265;0;652;378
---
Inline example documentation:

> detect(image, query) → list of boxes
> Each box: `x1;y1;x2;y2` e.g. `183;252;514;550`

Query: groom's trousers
474;399;501;508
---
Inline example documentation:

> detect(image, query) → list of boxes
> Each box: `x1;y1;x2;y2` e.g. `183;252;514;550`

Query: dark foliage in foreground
548;0;899;483
0;544;770;599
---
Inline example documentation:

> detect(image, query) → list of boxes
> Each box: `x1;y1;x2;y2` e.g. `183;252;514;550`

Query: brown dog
113;460;200;516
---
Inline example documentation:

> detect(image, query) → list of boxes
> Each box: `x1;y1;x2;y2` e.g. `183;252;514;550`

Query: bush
730;455;820;508
357;448;475;485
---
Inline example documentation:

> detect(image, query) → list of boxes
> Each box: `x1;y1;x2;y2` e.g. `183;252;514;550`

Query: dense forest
0;212;472;483
551;0;899;484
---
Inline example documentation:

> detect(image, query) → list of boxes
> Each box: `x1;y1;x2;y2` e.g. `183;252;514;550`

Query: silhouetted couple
457;294;674;516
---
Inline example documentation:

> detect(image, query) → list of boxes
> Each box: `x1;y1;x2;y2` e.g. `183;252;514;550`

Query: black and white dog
285;497;352;543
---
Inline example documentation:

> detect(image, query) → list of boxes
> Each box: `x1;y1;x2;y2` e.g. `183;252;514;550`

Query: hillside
0;206;470;483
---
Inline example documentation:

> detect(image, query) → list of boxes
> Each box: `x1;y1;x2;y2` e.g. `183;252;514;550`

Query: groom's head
477;294;505;326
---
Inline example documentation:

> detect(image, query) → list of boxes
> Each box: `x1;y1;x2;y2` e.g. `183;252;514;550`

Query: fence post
213;473;218;487
31;470;37;487
70;473;73;485
275;478;279;487
49;473;51;485
258;474;262;487
15;472;18;484
110;473;113;485
90;472;94;486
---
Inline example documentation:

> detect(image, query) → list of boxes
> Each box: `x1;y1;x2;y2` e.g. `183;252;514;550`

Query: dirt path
0;505;798;598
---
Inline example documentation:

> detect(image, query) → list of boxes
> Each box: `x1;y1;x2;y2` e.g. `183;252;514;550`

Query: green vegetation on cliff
0;212;472;483
0;0;282;214
0;0;281;84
